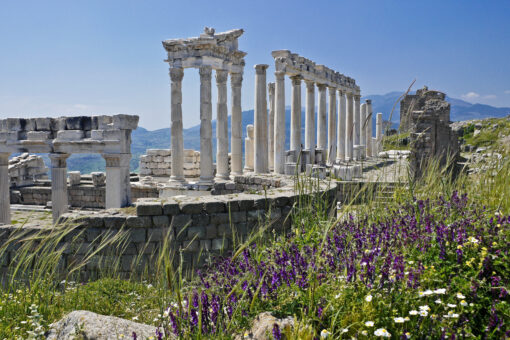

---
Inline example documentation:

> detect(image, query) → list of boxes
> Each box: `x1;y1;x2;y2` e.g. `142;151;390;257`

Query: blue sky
0;0;509;130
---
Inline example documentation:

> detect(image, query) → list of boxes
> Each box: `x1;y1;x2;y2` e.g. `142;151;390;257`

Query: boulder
236;312;294;340
46;310;162;340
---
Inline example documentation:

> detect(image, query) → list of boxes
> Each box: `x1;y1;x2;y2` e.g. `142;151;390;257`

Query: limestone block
91;172;106;187
27;131;50;141
90;130;104;140
95;116;113;130
6;118;23;131
35;118;51;131
112;114;139;130
68;171;81;186
56;130;84;141
136;202;162;216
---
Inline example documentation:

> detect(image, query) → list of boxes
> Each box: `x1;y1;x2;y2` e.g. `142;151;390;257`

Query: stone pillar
244;125;254;172
376;112;383;156
104;153;132;209
317;84;327;151
360;102;367;159
366;100;374;157
0;153;10;225
353;94;361;160
290;75;303;152
199;65;214;185
169;67;186;185
346;92;354;161
254;64;269;174
230;72;243;176
215;69;229;180
268;82;275;171
49;153;70;223
304;80;316;164
327;86;337;165
336;90;346;163
274;71;286;174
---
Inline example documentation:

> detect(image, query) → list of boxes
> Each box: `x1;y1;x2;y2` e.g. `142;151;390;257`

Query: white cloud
483;94;497;100
461;92;480;100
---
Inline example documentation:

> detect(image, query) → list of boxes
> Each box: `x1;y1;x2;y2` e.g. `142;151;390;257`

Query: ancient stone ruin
8;153;48;187
400;86;460;178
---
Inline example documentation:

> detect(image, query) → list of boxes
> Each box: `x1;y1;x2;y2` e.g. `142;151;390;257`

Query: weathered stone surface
136;202;162;216
91;172;106;187
236;312;294;340
46;310;161;340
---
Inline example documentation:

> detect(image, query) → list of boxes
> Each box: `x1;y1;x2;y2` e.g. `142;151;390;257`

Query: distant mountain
62;92;509;173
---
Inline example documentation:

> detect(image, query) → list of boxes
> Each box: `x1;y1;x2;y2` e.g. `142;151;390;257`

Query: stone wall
8;153;48;187
401;86;460;178
1;176;337;277
139;149;200;177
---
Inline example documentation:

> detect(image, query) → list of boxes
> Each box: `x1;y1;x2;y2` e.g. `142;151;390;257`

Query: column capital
346;91;354;98
304;79;315;89
102;153;131;167
328;86;337;96
254;64;269;74
49;153;70;168
169;67;184;82
317;83;327;91
354;94;361;101
274;70;286;79
366;99;372;104
290;74;303;85
230;72;243;86
337;88;345;96
268;82;275;92
199;65;212;80
215;69;228;83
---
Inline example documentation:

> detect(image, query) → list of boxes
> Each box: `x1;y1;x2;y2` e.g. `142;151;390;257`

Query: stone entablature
272;50;359;93
0;114;138;224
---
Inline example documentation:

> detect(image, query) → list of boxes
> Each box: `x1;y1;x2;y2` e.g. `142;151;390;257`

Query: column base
215;173;230;181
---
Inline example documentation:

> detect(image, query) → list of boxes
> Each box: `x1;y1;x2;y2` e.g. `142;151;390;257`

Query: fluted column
327;86;337;165
366;100;373;157
304;80;315;164
268;82;275;171
346;92;354;161
376;112;383;156
104;153;132;209
244;125;254;172
274;71;286;174
230;72;243;176
360;102;367;159
215;69;229;180
353;94;361;160
336;90;346;162
169;67;185;184
254;64;269;174
0;153;10;225
317;84;327;151
199;65;214;185
49;153;70;223
290;75;303;152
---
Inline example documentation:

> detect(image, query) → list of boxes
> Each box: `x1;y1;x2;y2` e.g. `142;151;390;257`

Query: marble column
290;75;303;152
244;125;254;171
366;100;373;157
169;67;186;184
274;71;286;174
327;86;337;165
316;84;327;151
104;153;132;209
49;153;69;223
376;112;383;156
360;102;367;159
353;94;361;160
0;152;10;225
230;72;243;176
304;80;315;165
346;92;354;161
199;65;214;185
254;64;269;174
336;90;346;163
268;82;275;171
215;69;229;180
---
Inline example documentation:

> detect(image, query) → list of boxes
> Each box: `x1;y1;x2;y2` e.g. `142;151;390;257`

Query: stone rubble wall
1;175;337;278
8;153;48;187
139;149;200;177
211;174;282;195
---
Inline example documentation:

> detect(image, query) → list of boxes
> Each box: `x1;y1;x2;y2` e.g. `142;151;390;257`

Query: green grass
461;117;510;150
382;132;410;151
0;153;509;339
